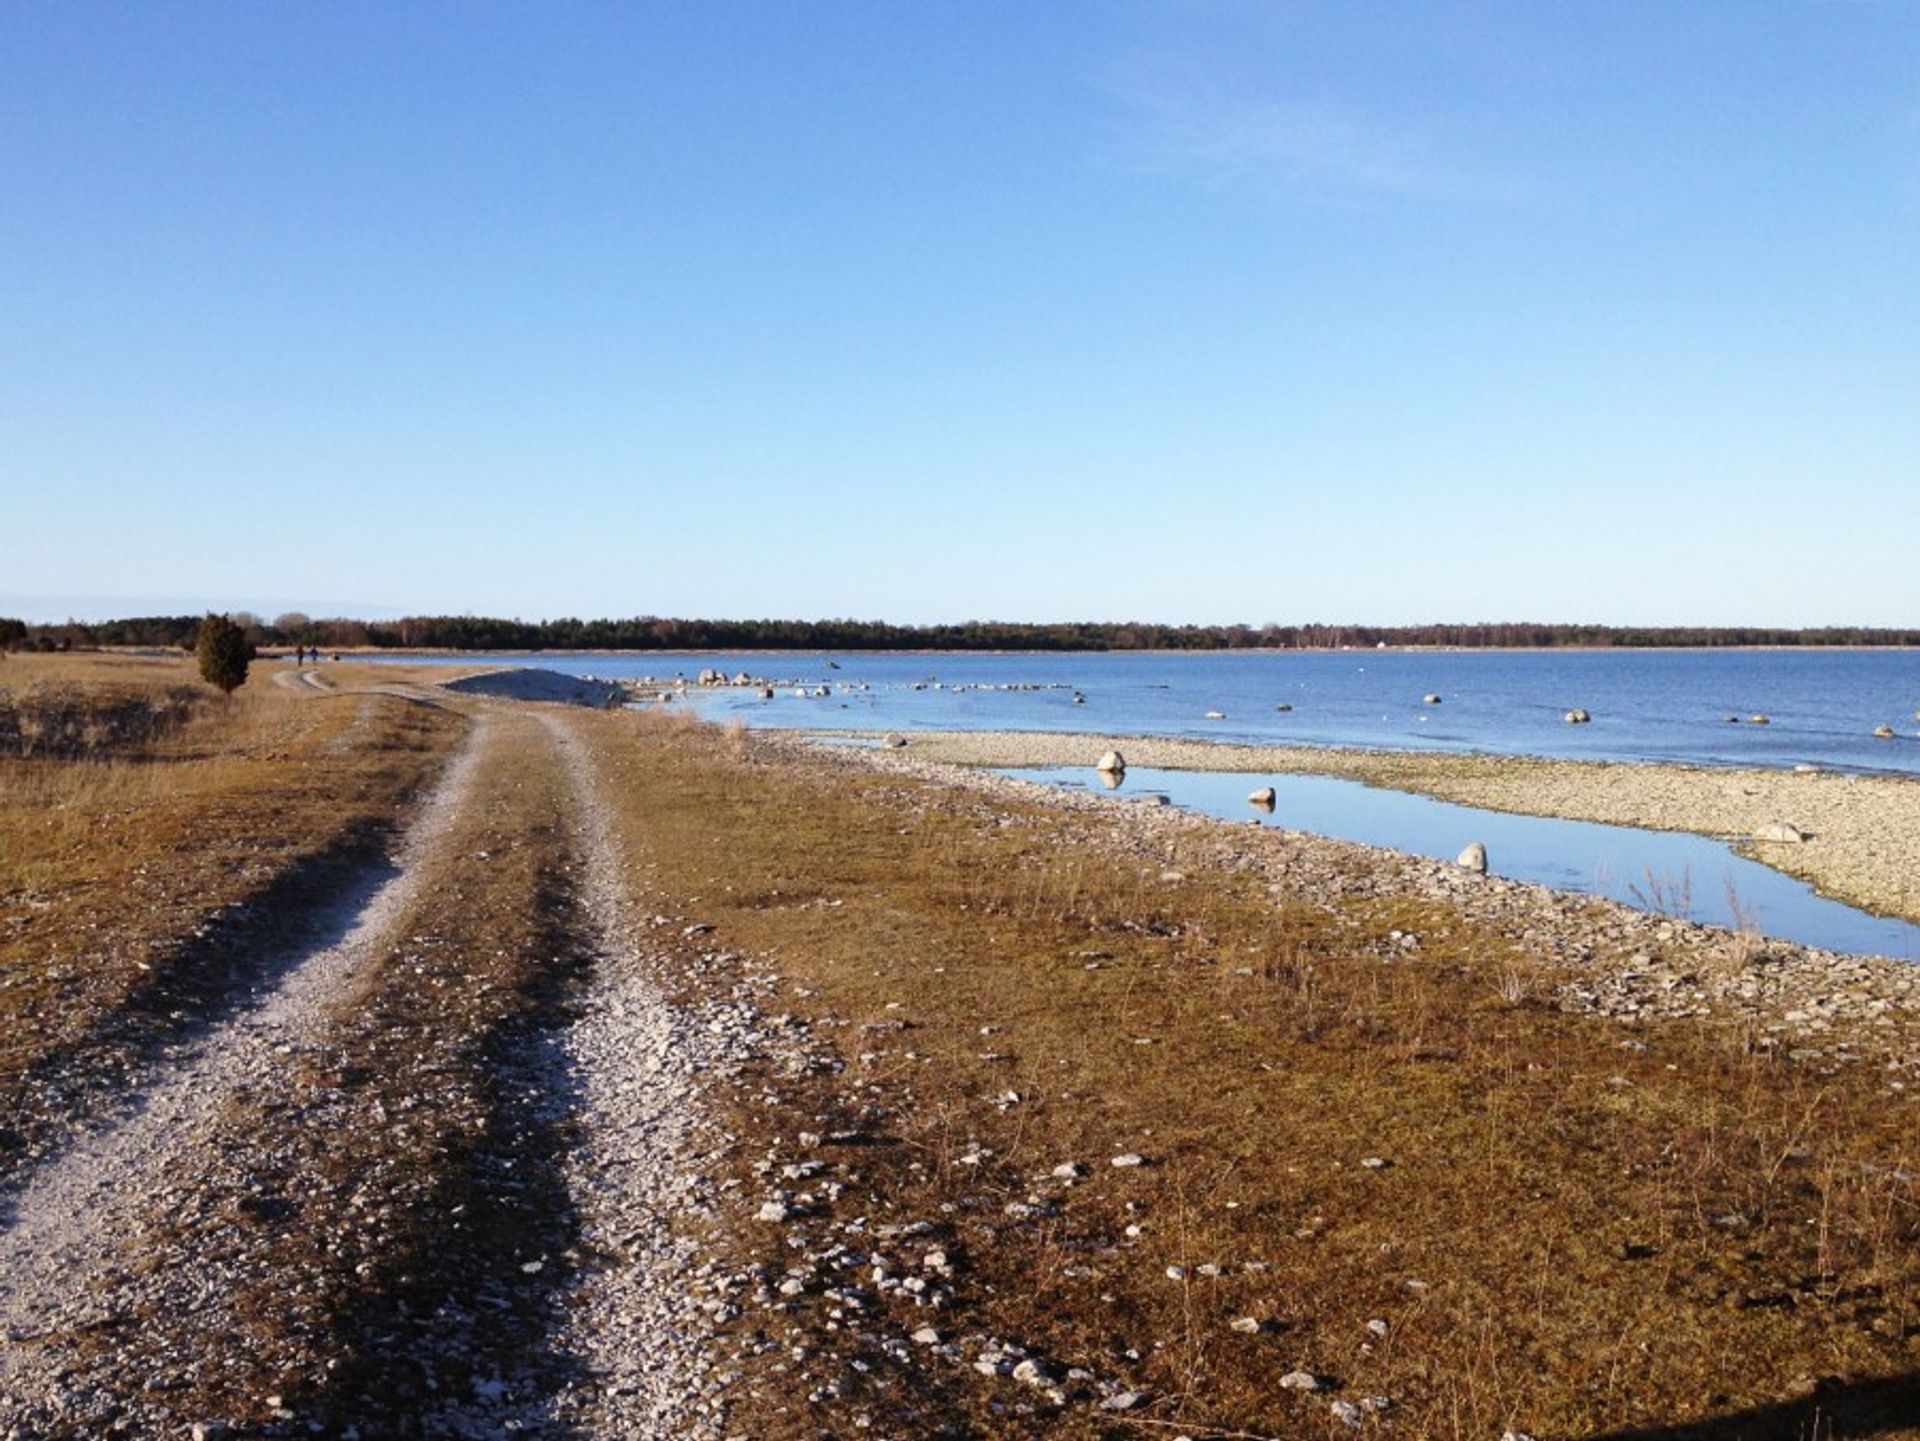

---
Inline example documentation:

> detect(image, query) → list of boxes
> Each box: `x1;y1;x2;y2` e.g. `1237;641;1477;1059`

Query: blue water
378;649;1920;774
1004;764;1920;962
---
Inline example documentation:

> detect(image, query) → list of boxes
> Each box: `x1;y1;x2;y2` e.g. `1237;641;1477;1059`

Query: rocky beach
878;728;1920;928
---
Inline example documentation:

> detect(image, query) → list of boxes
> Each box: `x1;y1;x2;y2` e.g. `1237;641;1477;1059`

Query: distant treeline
4;613;1918;653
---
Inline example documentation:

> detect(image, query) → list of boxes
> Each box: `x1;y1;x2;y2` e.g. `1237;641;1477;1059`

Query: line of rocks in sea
608;671;1081;706
787;735;1920;1085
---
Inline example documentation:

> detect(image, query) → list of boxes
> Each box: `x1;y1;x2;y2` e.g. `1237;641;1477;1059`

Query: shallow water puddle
999;765;1920;963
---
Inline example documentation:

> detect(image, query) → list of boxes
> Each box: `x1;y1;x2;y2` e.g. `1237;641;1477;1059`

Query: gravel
536;712;733;1438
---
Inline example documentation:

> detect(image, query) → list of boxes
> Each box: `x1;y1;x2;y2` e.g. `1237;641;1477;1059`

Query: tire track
0;717;491;1426
536;711;731;1439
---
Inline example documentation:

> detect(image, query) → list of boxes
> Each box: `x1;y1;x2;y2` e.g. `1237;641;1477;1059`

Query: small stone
1229;1316;1264;1334
1166;1265;1189;1281
1279;1370;1322;1392
912;1326;941;1345
1331;1399;1364;1428
757;1201;793;1222
1101;1391;1148;1412
1051;1162;1085;1179
1360;1156;1391;1169
1111;1152;1146;1168
1012;1359;1052;1386
1366;1317;1389;1337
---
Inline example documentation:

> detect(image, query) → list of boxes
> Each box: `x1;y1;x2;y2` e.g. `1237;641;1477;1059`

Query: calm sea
379;649;1920;775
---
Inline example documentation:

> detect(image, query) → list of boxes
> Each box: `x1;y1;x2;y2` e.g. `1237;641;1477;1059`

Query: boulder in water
1423;694;1443;705
1456;842;1487;873
1873;725;1896;739
1749;714;1770;725
1564;708;1592;724
1095;750;1127;774
1248;786;1276;810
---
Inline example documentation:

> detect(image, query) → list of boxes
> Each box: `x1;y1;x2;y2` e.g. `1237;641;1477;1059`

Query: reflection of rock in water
1098;769;1124;790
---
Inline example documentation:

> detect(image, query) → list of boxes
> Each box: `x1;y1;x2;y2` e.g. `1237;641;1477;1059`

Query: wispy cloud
1105;63;1517;207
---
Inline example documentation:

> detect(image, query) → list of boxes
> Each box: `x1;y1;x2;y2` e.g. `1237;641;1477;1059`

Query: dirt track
0;699;726;1439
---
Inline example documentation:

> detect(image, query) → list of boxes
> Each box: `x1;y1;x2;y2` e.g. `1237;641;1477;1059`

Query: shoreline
314;642;1920;657
858;727;1920;928
775;729;1920;1072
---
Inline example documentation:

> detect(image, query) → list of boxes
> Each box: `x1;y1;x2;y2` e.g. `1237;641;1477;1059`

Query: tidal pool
998;765;1920;962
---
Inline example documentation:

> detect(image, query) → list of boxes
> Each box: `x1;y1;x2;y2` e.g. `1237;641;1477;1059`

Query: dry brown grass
0;653;465;1165
580;712;1920;1439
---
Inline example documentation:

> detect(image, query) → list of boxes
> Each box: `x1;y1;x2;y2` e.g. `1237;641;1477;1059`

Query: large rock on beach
1096;750;1127;774
1753;820;1810;844
1456;842;1488;873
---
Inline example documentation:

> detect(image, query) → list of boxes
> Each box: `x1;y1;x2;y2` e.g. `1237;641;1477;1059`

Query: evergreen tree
196;613;253;695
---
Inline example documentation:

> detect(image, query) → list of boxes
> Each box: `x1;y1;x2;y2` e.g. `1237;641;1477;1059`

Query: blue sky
3;2;1915;626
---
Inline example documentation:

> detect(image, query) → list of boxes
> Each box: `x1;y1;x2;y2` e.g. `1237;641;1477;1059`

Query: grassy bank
585;711;1920;1438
